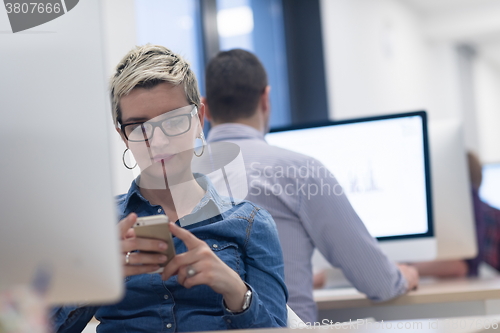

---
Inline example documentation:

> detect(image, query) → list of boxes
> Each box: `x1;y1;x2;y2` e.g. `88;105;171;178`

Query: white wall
418;0;500;161
320;0;498;162
319;0;469;121
320;0;433;119
473;57;500;163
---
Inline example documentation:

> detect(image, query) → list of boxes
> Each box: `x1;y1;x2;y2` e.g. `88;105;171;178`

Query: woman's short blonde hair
110;44;200;126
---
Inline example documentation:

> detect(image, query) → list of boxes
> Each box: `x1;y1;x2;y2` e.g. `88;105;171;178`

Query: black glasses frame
120;105;198;142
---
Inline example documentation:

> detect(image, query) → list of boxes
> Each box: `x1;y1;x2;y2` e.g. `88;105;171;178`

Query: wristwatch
225;287;252;313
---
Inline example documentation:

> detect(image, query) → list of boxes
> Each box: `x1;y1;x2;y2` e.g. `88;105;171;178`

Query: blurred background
101;0;500;198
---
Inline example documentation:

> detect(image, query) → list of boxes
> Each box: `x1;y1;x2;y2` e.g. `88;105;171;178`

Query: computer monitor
429;120;477;260
0;0;123;304
480;163;500;211
266;111;436;262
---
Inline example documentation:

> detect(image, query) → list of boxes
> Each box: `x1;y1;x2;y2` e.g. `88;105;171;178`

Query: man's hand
397;264;419;291
313;270;327;289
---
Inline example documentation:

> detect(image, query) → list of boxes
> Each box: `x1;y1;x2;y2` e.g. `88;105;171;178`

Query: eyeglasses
120;105;198;142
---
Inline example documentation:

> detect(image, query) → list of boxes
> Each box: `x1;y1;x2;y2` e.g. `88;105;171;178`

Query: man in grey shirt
203;49;419;323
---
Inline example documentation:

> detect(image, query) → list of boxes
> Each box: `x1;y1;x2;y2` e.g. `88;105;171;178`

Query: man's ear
201;96;212;123
116;127;129;148
261;85;271;116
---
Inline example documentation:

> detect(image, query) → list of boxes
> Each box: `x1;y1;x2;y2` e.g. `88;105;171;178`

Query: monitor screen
480;163;500;211
266;112;433;240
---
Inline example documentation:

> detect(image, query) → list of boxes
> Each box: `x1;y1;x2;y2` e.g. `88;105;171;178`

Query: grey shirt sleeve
296;166;408;302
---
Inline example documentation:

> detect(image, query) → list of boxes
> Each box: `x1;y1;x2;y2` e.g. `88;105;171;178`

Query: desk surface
205;315;500;333
314;277;500;310
85;315;500;333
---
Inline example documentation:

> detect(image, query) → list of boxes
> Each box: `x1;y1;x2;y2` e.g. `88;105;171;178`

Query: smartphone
132;215;175;267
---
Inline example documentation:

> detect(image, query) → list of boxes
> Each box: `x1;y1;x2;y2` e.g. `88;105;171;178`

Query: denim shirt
51;175;288;332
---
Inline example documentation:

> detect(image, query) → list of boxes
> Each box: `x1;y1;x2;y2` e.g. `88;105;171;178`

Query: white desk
84;315;500;333
303;315;500;332
314;277;500;322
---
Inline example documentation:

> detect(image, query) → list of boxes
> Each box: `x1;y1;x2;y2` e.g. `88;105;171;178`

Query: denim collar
207;123;266;143
122;173;231;227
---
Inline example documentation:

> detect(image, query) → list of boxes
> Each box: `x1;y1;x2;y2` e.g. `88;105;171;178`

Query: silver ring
125;252;132;265
186;266;196;278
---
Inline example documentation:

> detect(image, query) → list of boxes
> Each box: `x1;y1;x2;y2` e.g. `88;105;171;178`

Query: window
216;0;291;128
134;0;206;95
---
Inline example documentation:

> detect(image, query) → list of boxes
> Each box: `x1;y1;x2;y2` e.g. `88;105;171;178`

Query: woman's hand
161;222;248;312
118;213;169;277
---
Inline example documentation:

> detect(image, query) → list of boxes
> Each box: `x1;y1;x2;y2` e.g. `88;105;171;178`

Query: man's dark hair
205;49;268;123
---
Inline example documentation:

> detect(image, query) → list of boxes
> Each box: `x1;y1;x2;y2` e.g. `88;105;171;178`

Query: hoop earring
122;148;137;169
194;132;206;157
